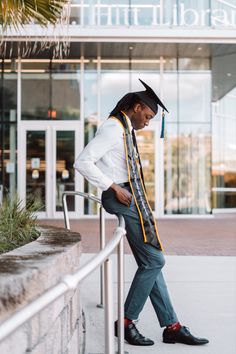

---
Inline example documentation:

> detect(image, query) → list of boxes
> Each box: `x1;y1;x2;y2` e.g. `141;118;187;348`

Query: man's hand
110;183;133;207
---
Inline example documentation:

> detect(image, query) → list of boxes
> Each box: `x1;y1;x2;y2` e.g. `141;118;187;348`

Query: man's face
131;103;155;130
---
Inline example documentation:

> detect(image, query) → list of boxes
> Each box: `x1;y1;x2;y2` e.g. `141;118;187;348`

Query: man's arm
74;121;132;206
74;125;114;191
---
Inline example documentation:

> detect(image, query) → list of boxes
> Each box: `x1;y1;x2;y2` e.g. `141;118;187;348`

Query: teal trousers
102;185;178;327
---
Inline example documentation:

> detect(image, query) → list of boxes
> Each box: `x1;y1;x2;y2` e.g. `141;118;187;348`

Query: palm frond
0;0;69;30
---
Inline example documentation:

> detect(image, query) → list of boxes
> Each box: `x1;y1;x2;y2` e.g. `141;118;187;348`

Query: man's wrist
110;183;120;192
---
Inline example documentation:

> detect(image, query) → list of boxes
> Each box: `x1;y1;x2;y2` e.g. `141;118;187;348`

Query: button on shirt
74;116;132;191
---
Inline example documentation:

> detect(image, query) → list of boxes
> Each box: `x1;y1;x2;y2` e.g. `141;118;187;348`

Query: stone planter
0;225;83;354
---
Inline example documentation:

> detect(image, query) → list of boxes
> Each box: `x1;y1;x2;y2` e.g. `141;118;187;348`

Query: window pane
177;0;210;26
164;123;211;214
84;62;99;215
212;88;236;209
0;69;17;200
26;131;46;210
178;71;211;122
1;72;17;122
22;71;50;120
56;131;75;211
22;62;81;120
137;130;155;210
0;123;17;200
100;71;129;119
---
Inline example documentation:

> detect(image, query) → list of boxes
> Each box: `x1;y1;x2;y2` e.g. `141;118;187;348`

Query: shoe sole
163;339;209;345
115;336;154;346
115;329;154;346
125;340;154;346
163;339;175;344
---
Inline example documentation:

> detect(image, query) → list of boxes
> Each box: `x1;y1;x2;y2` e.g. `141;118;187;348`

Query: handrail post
104;258;115;354
62;194;70;230
117;236;125;354
97;205;105;308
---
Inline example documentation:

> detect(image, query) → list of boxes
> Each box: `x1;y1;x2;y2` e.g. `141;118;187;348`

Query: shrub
0;195;42;254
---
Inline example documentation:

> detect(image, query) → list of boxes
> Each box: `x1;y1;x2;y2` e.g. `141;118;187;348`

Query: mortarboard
135;78;169;138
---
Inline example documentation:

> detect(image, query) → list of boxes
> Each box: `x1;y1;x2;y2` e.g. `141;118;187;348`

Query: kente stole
110;111;164;251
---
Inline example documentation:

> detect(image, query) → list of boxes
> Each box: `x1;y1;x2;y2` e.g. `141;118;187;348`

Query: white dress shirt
74;115;132;191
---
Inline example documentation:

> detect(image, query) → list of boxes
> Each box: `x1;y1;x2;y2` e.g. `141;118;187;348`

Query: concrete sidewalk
80;254;236;354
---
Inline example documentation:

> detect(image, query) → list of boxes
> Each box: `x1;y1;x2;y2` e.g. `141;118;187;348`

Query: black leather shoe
114;320;154;346
163;326;209;345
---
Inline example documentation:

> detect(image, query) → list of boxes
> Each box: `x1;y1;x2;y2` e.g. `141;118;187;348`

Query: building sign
71;0;236;28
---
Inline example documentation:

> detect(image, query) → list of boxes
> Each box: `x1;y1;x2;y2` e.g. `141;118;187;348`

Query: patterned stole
111;111;164;251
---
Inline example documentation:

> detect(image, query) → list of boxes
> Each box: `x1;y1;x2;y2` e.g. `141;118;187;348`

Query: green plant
0;0;68;30
0;195;42;254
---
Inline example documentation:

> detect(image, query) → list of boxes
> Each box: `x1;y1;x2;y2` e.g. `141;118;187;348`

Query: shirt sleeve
74;119;123;191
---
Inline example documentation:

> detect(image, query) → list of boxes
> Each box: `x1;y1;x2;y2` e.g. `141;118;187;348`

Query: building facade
1;0;236;218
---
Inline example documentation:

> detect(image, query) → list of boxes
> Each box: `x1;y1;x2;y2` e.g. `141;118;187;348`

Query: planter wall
0;225;83;354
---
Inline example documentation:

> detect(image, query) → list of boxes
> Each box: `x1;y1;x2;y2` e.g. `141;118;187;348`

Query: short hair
109;92;145;116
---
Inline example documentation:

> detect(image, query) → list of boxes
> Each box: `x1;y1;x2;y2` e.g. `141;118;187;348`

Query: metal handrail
62;191;105;308
62;191;125;353
0;193;126;354
62;191;102;230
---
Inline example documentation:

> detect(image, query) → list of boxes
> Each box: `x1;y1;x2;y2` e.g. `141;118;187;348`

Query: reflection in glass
0;123;17;200
22;62;81;120
212;87;236;209
178;72;211;122
0;70;17;200
94;0;129;26
22;72;50;120
163;61;211;214
164;123;211;214
84;123;98;215
56;131;75;211
52;70;80;120
70;0;82;25
137;130;155;210
177;0;210;26
0;72;17;121
211;0;235;26
100;71;129;119
84;63;99;214
26;131;46;210
130;0;159;26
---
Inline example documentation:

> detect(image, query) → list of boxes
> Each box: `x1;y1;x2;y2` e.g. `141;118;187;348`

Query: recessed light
227;73;232;77
197;47;202;51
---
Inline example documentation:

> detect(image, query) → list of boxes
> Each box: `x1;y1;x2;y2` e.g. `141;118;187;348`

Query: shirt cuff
101;178;114;191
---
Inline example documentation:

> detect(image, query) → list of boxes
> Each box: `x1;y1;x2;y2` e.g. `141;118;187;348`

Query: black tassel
160;110;165;138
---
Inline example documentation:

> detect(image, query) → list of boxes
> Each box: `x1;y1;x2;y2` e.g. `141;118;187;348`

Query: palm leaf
0;0;69;30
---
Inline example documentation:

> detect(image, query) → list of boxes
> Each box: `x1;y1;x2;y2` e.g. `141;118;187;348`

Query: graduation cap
135;79;169;138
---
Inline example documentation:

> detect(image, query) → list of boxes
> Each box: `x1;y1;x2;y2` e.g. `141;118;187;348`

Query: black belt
119;182;130;187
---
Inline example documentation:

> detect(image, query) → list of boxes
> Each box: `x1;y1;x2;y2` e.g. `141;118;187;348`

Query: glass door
54;129;77;216
26;130;47;212
18;121;82;218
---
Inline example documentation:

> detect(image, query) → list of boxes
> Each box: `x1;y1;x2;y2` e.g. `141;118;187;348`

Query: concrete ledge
0;225;83;354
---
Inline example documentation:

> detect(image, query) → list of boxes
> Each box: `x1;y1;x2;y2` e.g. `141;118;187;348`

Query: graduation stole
110;111;164;251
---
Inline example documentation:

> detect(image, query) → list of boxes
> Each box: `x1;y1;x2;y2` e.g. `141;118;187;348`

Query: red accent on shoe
166;322;182;332
124;317;133;328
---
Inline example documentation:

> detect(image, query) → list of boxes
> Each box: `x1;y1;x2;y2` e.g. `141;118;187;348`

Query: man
74;79;209;346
